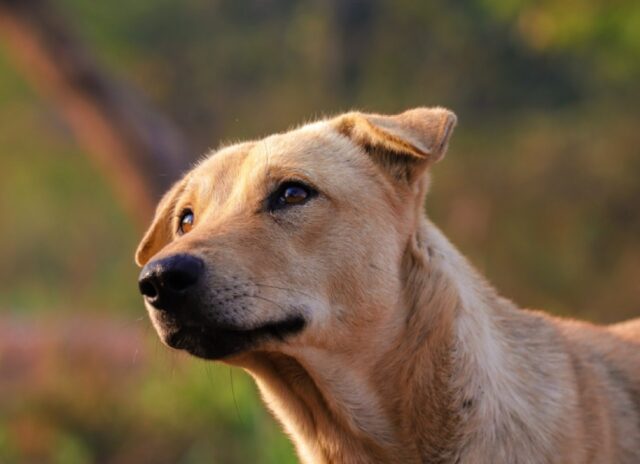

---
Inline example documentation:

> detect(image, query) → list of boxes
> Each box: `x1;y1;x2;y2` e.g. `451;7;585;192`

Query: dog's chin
156;316;306;360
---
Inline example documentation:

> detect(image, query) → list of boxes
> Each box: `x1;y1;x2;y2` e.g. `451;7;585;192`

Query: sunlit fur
136;108;640;463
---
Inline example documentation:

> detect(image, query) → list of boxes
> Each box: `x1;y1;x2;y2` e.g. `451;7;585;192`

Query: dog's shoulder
609;318;640;341
548;315;640;377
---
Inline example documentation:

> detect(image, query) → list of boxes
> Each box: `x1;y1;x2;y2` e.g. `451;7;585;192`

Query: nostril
139;278;159;299
164;268;199;292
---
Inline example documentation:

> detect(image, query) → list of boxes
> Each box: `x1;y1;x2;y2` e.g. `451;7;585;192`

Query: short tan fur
136;108;640;464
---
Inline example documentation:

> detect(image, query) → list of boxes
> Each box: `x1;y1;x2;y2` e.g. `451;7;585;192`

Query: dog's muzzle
137;253;306;360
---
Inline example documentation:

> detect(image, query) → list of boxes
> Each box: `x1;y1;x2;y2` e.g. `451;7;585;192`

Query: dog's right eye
178;209;195;235
267;181;317;212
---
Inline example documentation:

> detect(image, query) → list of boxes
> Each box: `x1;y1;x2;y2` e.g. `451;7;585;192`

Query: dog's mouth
160;315;306;360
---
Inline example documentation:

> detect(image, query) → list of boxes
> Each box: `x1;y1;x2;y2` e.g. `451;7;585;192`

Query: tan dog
136;107;640;463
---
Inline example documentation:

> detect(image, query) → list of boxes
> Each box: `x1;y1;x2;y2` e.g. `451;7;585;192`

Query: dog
135;107;640;463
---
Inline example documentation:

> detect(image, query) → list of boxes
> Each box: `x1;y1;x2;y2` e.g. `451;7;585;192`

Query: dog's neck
240;219;556;463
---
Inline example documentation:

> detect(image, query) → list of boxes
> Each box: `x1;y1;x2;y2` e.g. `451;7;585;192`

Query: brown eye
178;209;194;235
268;181;317;211
282;186;308;204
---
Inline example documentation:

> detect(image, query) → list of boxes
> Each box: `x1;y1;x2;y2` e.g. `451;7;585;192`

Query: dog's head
135;107;456;361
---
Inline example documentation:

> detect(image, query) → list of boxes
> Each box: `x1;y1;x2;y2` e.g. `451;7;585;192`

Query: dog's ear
135;178;187;266
334;107;457;182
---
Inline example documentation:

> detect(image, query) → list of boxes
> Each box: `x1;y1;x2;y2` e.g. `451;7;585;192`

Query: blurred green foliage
0;317;295;463
0;0;639;462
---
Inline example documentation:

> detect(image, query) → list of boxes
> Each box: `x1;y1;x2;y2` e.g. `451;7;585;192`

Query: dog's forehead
192;121;368;191
253;122;360;170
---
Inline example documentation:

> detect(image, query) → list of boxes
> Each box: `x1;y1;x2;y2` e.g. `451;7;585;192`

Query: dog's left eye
268;181;316;211
178;209;195;235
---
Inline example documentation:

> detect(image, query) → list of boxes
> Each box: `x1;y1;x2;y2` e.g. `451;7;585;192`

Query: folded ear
334;107;457;182
135;177;187;266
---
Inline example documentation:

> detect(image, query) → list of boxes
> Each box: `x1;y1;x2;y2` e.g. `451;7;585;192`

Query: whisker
118;316;145;329
252;282;323;304
170;350;177;379
205;363;214;386
230;368;244;426
244;294;289;313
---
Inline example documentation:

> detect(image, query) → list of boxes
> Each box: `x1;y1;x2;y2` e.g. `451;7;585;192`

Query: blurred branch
0;0;191;224
331;0;377;100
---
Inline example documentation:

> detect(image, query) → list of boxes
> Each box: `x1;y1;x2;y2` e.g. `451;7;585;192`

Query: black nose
138;254;204;310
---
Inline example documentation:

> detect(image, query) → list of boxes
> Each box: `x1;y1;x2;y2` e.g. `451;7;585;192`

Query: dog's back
554;316;640;462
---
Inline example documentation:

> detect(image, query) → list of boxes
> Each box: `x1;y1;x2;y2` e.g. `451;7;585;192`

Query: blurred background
0;0;638;462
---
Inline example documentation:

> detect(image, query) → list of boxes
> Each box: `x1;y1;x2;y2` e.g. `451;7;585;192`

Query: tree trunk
0;0;192;224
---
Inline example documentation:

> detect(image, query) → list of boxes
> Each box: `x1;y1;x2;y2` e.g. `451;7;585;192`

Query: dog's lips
160;315;306;360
